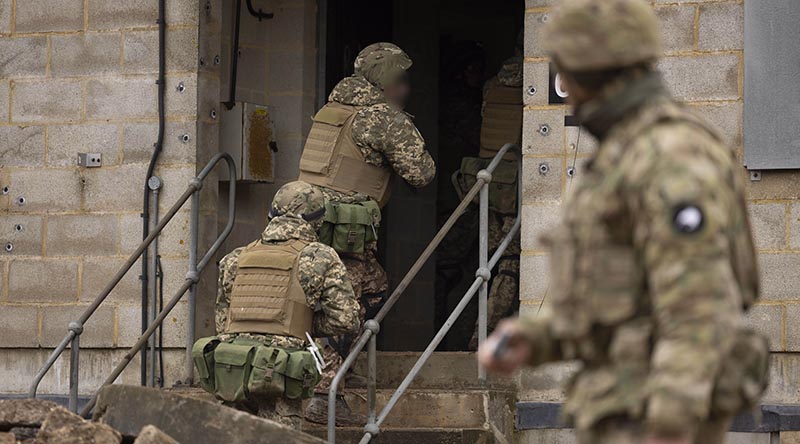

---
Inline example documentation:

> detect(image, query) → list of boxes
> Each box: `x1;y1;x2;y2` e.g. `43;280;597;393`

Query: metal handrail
328;144;522;443
29;153;237;415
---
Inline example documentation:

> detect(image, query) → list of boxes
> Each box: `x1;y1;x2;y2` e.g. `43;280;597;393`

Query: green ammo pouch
192;336;220;394
318;200;381;254
453;157;519;215
283;350;322;400
247;346;290;398
213;341;256;403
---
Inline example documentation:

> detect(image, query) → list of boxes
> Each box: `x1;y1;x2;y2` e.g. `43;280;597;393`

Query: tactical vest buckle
347;230;357;245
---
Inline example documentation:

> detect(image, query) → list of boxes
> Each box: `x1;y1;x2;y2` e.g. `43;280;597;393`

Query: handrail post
68;322;83;413
365;320;380;427
477;169;492;384
186;179;201;384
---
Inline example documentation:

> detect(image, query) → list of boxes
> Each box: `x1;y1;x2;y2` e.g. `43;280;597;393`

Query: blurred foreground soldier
479;1;768;443
298;43;436;383
196;181;360;429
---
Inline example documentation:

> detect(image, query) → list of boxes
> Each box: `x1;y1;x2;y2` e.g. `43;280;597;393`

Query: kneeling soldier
194;181;360;430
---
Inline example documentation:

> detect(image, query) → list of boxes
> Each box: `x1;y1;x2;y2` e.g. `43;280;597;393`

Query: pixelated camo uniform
469;55;524;347
517;73;759;437
215;215;360;410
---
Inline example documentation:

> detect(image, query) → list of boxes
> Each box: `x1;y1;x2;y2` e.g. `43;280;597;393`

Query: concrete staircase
304;352;518;444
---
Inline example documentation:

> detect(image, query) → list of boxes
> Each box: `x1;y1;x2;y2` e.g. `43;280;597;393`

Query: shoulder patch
672;204;704;234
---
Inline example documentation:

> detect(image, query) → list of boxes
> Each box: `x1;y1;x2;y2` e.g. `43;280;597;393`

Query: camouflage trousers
316;249;388;393
227;397;304;430
576;415;733;444
469;212;520;349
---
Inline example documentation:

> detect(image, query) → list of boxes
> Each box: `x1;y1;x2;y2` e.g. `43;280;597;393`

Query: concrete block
525;0;558;7
122;121;196;165
523;156;562;202
12;80;83;123
165;76;198;118
689;101;742;149
47;124;120;167
81;257;141;305
119;211;191;257
15;0;84;33
758;253;800;301
0;126;45;167
0;37;47;77
519;362;577;403
523;62;549;107
762;353;800;404
523;12;549;58
41;305;115;347
154;166;196;215
167;0;200;26
523;108;565;155
86;78;157;120
155;301;189;348
82;164;147;212
123;28;198;74
699;2;744;51
792;204;800;250
520;254;549;301
783;431;800;444
0;305;39;347
88;0;158;30
658;54;740;102
50;33;121;77
520;203;561;252
566;125;597;157
46;215;118;256
8;259;78;303
519;429;575;444
0;215;43;256
748;203;787;251
0;80;9;121
655;5;696;54
743;304;784;352
0;1;10;34
6;169;81;213
134;425;178;444
786;304;800;352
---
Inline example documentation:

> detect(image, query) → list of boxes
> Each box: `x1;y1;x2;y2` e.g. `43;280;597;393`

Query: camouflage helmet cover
269;181;325;222
542;0;662;72
354;42;413;88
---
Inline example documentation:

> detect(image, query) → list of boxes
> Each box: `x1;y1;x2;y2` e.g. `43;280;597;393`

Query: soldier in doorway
297;42;436;423
207;181;361;429
479;1;768;443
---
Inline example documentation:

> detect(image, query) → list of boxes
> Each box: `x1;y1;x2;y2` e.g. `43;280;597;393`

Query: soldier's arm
516;313;564;366
353;105;436;188
215;247;244;334
629;130;742;437
298;243;361;337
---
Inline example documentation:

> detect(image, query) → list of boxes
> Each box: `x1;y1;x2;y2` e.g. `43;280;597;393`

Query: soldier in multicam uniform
214;181;361;428
297;42;436;417
480;1;768;443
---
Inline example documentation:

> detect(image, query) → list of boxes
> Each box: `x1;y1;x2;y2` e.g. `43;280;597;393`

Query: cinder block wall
0;0;221;394
520;0;800;418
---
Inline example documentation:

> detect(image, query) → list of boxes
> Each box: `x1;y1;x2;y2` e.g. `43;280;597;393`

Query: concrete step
305;426;499;444
350;352;514;390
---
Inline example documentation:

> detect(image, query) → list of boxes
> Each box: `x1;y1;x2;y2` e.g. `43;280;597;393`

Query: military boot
304;394;365;426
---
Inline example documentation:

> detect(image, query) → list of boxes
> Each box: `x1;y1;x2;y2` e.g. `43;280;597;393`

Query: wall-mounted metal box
219;102;277;181
744;1;800;170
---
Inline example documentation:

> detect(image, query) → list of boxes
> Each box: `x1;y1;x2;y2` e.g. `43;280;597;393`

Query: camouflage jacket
485;55;523;92
216;216;360;348
518;74;758;435
321;75;436;204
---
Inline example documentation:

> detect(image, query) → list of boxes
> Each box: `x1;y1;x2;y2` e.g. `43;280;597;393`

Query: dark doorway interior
322;0;523;351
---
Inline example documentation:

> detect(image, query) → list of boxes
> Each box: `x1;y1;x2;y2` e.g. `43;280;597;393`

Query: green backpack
452;157;519;215
318;200;381;254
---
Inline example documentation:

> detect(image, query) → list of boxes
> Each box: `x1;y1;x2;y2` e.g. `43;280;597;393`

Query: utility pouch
247;346;290;398
453;157;518;214
213;341;256;403
711;328;770;417
318;200;381;254
283;350;322;400
192;336;220;394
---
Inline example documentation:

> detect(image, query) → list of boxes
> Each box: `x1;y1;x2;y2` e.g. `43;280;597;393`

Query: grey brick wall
0;0;218;395
519;0;800;410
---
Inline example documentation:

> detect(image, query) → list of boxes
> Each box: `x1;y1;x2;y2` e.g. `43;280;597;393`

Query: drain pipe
141;0;167;385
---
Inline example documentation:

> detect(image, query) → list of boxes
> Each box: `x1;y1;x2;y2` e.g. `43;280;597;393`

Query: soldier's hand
478;320;531;375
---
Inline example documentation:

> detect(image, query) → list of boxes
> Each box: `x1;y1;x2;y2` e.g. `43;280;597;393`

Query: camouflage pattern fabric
354;42;413;89
576;416;731;444
216;216;360;339
514;72;760;438
226;397;304;430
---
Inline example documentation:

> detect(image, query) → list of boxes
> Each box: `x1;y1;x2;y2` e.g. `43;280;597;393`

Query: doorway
320;0;524;351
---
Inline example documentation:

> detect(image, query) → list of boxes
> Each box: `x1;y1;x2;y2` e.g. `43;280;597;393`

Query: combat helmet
354;42;413;88
542;0;662;72
269;181;326;224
